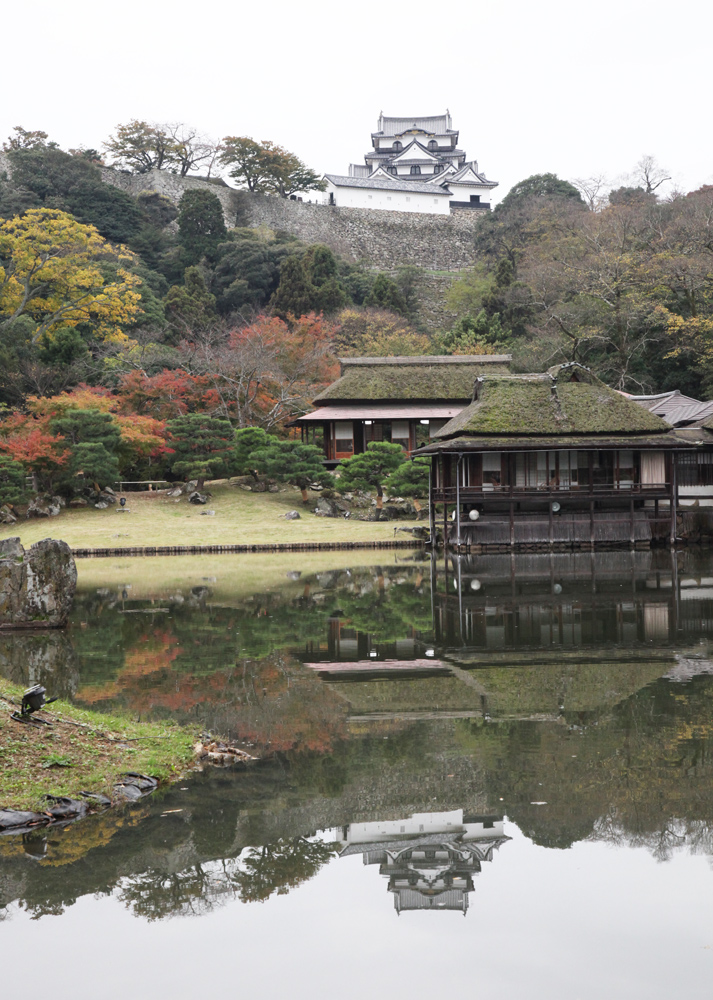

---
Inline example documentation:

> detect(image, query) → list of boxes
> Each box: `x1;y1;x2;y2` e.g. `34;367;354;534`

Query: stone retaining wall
100;167;482;270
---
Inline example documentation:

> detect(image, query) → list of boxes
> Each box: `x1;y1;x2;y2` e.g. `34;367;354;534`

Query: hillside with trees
1;120;711;505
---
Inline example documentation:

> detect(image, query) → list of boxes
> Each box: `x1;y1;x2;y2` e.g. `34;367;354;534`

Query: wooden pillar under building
428;463;435;545
590;500;595;548
510;501;515;546
670;455;677;546
630;494;635;547
456;454;461;549
443;486;448;551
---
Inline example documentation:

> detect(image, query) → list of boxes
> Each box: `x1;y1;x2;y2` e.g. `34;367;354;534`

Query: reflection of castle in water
340;810;510;915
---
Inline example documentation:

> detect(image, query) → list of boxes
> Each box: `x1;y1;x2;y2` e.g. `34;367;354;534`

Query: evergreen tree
164;266;216;339
315;277;348;314
303;245;338;286
248;439;333;503
270;256;318;319
495;173;585;214
50;409;122;491
386;457;430;515
364;273;408;316
0;454;27;506
338;442;404;510
438;309;509;354
2;146;143;244
70;441;120;489
167;414;235;488
234;426;278;479
213;238;285;313
177;189;227;266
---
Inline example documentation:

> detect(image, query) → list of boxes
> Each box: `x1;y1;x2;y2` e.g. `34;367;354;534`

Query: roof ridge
339;355;512;365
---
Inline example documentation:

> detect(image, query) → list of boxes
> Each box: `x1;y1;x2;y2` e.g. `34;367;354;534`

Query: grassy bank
0;482;401;550
0;681;196;811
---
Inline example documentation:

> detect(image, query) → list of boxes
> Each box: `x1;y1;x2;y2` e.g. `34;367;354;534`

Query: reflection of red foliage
77;639;347;752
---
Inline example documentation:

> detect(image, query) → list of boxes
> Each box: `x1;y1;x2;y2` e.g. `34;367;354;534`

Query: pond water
3;549;713;998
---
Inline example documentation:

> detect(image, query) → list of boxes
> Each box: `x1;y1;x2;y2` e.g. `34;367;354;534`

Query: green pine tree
51;409;122;492
364;273;408;316
234;426;279;480
177;189;228;266
386;457;430;516
270;256;318;319
338;442;404;510
0;454;28;507
167;414;236;489
248;439;332;503
163;266;217;339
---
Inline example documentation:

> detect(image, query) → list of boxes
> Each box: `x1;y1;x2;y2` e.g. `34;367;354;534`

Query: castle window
428;140;438;151
410;165;421;175
393;140;402;151
388;166;397;175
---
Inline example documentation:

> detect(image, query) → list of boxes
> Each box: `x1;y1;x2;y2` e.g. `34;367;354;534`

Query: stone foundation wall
240;193;482;269
101;167;241;227
1;152;484;271
100;168;482;270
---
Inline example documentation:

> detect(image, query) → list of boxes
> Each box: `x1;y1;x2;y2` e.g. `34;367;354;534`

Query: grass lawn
0;482;403;551
0;680;196;811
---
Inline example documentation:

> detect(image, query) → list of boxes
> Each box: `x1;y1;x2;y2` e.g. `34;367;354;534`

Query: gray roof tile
324;173;451;196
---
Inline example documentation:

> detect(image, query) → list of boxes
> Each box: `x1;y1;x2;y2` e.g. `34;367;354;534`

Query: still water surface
3;549;713;998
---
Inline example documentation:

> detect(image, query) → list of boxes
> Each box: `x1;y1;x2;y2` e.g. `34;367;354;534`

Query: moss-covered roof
431;364;669;440
418;431;695;453
314;355;512;403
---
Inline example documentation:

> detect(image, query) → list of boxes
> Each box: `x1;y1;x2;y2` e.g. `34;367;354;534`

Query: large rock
0;504;17;524
26;494;62;518
0;538;77;629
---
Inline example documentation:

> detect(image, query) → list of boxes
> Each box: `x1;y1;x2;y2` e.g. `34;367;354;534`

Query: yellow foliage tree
0;208;141;344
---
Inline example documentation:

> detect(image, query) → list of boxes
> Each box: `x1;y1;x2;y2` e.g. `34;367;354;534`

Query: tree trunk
301;488;309;504
197;477;205;490
376;487;383;510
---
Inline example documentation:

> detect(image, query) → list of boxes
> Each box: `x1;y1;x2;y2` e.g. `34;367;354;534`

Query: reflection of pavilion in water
340;810;509;915
301;550;713;725
434;550;713;651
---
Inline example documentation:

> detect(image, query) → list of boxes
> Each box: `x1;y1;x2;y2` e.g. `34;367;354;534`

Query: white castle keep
318;111;498;216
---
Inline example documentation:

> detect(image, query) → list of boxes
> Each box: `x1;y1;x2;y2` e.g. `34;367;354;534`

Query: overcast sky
3;0;709;204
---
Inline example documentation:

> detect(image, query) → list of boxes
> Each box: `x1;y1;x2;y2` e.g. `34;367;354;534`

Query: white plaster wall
449;181;492;203
679;485;713;508
325;181;450;215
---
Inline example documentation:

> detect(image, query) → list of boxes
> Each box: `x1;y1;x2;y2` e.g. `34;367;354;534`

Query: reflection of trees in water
118;838;339;919
0;631;80;698
591;814;713;864
456;673;713;860
48;566;432;752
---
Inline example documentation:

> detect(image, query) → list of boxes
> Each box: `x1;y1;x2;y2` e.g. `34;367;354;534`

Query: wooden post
429;462;435;545
549;498;554;546
590;500;595;548
670;454;677;546
510;501;515;547
456;454;461;550
630;493;635;547
443;473;448;552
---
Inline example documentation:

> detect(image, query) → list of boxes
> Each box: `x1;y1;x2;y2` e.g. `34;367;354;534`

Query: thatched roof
313;355;512;404
428;364;671;443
